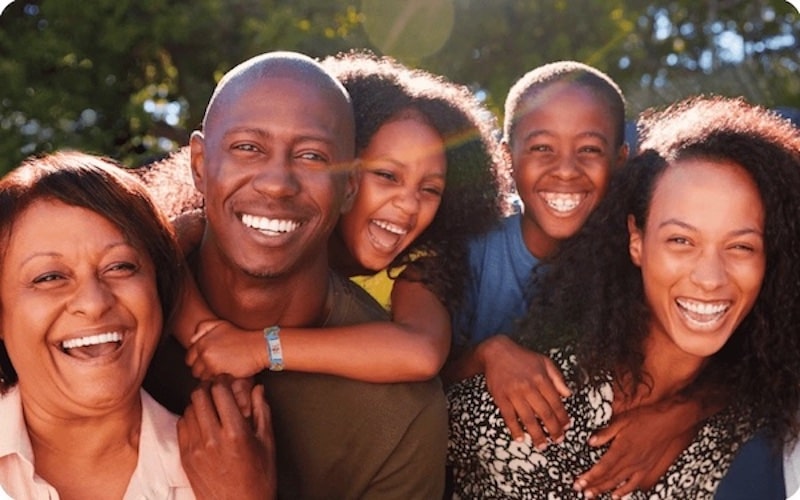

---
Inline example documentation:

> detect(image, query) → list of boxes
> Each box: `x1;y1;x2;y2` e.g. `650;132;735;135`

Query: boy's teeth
62;332;123;350
541;192;584;212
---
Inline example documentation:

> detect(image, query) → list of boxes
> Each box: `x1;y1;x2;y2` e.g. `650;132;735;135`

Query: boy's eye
578;145;603;154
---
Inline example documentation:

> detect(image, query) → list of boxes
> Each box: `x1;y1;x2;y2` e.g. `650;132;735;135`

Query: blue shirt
454;213;538;346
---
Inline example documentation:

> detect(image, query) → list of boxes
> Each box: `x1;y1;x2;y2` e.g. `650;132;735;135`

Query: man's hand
573;401;697;498
177;376;277;499
480;335;571;448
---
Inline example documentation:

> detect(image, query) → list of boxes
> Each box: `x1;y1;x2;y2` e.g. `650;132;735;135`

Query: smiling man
144;51;447;499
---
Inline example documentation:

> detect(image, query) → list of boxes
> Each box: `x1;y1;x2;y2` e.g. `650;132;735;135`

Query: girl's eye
422;186;443;197
371;170;397;182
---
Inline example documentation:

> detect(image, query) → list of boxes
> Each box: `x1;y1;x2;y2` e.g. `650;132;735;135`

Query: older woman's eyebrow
19;241;133;267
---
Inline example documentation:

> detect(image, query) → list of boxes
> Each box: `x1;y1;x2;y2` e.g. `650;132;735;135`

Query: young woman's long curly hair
518;96;800;447
322;50;509;313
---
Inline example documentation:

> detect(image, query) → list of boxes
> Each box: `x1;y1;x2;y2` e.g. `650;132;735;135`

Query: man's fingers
209;376;251;433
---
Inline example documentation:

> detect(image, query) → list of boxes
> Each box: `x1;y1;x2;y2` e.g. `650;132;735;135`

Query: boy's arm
574;389;723;498
442;335;571;448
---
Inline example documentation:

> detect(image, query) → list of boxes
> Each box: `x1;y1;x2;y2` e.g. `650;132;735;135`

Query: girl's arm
186;276;452;382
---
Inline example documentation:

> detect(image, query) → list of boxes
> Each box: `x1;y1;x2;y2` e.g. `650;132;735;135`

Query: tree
1;0;797;174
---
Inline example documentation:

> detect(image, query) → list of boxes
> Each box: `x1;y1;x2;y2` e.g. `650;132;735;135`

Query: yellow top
350;266;406;312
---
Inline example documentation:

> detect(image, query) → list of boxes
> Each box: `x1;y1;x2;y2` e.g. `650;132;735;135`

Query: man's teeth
372;220;407;235
541;192;584;212
242;214;300;233
62;332;123;350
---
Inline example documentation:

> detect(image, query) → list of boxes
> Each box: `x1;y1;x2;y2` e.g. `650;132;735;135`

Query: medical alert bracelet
264;326;284;371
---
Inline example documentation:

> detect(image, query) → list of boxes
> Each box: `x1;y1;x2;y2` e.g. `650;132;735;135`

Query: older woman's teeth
62;332;123;350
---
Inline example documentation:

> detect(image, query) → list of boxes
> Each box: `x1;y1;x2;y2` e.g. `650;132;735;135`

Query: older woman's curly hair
518;96;800;447
322;50;509;312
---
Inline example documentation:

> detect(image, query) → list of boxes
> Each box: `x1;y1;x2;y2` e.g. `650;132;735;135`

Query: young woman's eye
667;236;691;246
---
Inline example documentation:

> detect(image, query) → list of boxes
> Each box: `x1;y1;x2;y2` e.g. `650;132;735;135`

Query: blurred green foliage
1;0;798;172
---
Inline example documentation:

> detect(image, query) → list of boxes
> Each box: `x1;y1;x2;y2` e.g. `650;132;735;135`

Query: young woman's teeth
542;193;584;213
61;332;123;351
676;299;729;323
242;214;300;234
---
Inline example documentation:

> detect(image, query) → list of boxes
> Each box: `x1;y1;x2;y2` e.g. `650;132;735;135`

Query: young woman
447;96;800;498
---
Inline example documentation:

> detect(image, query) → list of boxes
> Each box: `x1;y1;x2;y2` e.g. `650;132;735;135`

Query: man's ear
340;161;360;214
189;131;207;195
628;214;643;267
615;143;630;170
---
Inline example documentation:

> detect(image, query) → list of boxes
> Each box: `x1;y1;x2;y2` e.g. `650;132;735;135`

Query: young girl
448;96;800;499
146;51;505;384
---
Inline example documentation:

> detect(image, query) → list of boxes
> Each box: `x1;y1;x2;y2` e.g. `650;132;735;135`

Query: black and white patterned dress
447;349;755;499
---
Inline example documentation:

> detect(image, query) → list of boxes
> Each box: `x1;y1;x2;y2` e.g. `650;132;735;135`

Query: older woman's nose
65;277;115;318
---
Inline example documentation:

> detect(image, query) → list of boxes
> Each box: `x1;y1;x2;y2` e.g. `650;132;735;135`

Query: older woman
0;152;275;499
447;96;800;499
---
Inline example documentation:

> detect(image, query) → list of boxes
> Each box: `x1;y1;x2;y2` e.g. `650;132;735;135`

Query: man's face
191;76;356;279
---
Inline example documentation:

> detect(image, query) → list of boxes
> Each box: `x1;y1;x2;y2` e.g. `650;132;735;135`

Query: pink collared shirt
0;386;194;499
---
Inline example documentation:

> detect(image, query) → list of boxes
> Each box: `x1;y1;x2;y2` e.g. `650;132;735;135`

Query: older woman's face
628;158;765;365
0;199;162;414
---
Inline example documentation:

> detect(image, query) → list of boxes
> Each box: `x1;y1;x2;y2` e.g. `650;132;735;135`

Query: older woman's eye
105;262;138;276
32;272;66;285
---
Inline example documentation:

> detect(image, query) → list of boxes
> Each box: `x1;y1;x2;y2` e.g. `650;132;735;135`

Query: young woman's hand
573;400;698;498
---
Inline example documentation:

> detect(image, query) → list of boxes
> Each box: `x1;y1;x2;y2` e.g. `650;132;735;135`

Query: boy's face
508;82;626;258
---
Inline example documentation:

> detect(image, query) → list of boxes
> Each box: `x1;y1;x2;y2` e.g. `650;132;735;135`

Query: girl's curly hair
322;50;509;313
518;96;800;447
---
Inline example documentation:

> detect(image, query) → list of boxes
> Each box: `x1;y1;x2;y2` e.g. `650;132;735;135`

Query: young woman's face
509;82;627;258
338;116;447;272
629;158;766;364
0;199;162;415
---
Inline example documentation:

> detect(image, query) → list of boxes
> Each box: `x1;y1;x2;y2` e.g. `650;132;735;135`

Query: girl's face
338;116;447;272
628;158;765;368
0;199;162;415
